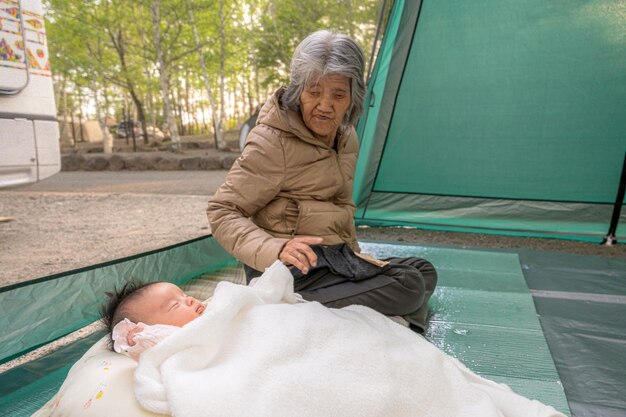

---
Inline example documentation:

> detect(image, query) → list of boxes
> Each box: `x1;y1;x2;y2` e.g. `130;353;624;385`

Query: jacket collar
258;87;351;151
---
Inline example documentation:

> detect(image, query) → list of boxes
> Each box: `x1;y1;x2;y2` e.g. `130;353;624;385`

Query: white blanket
135;261;565;417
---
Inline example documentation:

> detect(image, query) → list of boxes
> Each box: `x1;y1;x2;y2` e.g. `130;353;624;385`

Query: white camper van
0;0;60;187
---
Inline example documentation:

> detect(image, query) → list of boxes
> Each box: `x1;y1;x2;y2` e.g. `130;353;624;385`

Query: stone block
61;154;82;171
201;157;222;170
179;157;202;170
125;156;152;170
108;155;125;170
82;155;109;171
154;156;180;170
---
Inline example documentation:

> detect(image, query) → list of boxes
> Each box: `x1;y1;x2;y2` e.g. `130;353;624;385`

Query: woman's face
299;74;351;143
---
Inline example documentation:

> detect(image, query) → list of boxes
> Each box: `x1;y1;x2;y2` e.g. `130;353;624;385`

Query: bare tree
150;0;181;151
105;26;150;145
219;0;226;142
93;83;113;154
185;0;227;149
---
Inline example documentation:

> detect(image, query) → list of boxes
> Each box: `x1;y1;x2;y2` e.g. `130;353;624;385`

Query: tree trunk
175;79;185;136
78;95;84;143
140;30;157;142
125;88;148;146
128;101;138;152
151;0;181;151
146;77;156;142
60;78;68;143
103;81;113;153
185;0;226;149
65;93;77;147
184;72;193;135
93;86;112;154
219;0;226;143
199;99;209;133
189;89;197;135
107;27;150;145
70;100;77;146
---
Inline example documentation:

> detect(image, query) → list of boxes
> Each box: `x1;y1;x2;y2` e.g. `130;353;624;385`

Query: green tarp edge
0;235;234;364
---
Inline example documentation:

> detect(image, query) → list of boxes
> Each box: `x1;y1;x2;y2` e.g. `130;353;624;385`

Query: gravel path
0;191;211;287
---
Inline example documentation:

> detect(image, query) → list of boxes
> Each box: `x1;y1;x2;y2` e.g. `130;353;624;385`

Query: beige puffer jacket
207;88;360;271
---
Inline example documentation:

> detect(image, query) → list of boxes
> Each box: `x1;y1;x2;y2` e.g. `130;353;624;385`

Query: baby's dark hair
100;281;156;346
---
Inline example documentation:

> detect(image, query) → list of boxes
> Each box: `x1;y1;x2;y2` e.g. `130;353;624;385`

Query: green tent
354;0;626;242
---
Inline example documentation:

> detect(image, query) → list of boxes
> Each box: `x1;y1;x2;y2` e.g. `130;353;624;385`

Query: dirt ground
357;227;626;258
0;191;211;287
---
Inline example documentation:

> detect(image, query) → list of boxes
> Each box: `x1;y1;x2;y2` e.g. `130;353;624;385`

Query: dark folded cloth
290;243;384;282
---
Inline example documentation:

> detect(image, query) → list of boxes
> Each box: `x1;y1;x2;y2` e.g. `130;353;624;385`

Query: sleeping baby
100;261;565;417
100;281;208;360
101;277;270;360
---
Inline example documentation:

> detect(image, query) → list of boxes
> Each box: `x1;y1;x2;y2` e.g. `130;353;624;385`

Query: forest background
45;0;387;152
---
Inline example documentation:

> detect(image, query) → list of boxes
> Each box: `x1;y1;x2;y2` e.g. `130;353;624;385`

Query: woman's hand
279;236;323;274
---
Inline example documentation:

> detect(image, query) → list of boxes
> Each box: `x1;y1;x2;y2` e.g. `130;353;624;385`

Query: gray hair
282;30;366;127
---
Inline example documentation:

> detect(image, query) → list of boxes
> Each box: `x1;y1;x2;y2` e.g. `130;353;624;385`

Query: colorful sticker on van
0;0;50;77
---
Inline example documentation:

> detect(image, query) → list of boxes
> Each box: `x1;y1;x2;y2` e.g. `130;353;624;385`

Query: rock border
61;152;239;171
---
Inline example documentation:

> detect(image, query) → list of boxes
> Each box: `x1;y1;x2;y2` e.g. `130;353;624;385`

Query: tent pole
601;151;626;246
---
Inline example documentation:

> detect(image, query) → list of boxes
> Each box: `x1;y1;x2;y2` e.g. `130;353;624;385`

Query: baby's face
132;282;205;327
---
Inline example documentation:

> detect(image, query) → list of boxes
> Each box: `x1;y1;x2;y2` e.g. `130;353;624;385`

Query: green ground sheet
5;239;625;416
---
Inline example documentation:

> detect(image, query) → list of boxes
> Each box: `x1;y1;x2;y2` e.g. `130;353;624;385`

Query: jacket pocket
283;198;299;235
295;200;352;238
252;198;289;235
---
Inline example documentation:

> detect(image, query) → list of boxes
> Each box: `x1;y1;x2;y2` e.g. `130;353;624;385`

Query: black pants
244;246;437;331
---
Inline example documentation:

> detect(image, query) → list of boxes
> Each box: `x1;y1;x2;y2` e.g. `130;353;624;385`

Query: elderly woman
207;30;437;332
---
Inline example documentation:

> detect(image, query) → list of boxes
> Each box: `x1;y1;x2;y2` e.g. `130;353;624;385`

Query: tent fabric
0;236;234;365
360;193;623;241
353;0;416;217
58;119;113;144
354;0;626;242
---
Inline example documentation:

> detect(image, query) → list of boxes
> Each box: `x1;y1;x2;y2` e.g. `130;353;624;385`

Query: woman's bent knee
386;257;437;293
384;265;426;315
